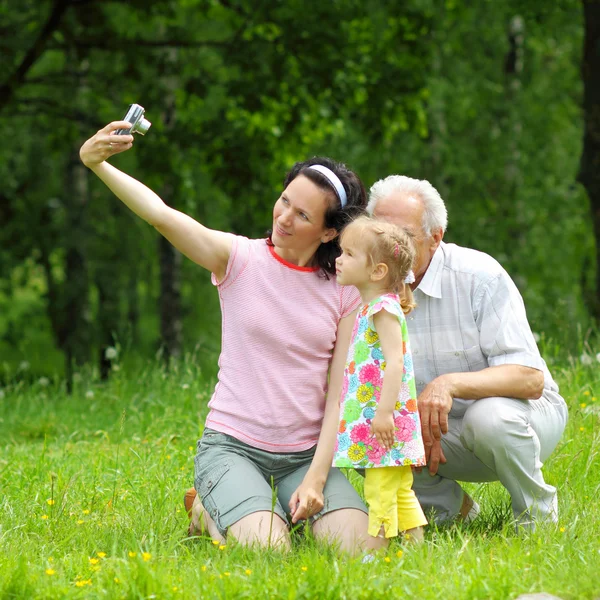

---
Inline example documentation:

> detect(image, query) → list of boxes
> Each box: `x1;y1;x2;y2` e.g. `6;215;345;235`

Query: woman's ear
321;228;338;244
370;262;388;282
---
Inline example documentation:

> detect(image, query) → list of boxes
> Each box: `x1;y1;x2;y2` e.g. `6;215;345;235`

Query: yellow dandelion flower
128;551;137;558
41;515;49;520
89;558;99;565
167;455;172;460
396;550;403;558
114;578;120;584
212;540;220;546
173;586;178;592
245;569;252;575
142;552;152;562
224;572;230;577
46;499;55;506
97;552;106;558
180;467;185;471
48;557;54;562
82;509;90;515
76;519;84;525
384;557;391;563
348;443;366;462
301;566;308;572
580;427;585;432
85;579;93;586
201;565;207;572
580;403;587;408
593;397;597;401
560;527;566;532
218;545;226;550
188;446;194;451
45;569;56;576
583;391;590;396
75;581;86;587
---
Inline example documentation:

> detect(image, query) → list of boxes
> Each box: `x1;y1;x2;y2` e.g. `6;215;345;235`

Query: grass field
1;349;599;599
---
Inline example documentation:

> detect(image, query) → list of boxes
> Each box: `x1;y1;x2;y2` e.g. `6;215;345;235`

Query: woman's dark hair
268;156;367;277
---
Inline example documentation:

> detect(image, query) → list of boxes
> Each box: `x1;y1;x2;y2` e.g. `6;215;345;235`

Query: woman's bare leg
312;508;387;556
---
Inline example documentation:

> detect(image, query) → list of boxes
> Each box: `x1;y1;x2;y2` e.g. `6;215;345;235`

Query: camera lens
134;117;152;135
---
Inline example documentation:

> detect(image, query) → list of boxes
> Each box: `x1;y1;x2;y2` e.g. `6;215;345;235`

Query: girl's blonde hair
340;215;417;314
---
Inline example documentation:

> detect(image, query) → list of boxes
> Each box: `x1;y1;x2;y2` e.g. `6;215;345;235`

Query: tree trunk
578;0;600;319
157;46;183;363
41;148;91;392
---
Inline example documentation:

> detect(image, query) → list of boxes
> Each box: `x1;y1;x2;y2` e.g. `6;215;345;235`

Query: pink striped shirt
205;236;361;452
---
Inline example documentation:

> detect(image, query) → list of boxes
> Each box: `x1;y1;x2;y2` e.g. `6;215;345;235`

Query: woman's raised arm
80;121;233;280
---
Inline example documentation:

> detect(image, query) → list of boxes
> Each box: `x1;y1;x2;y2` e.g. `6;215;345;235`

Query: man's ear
321;228;338;244
370;262;388;282
430;227;444;251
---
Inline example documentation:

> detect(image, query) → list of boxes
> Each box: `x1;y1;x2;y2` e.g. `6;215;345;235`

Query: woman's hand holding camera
79;121;134;168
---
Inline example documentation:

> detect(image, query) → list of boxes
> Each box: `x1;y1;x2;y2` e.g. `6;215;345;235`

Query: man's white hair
367;175;448;235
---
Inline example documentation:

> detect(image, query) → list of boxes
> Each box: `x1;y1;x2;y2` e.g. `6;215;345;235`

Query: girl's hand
370;411;395;450
79;121;135;167
289;477;325;524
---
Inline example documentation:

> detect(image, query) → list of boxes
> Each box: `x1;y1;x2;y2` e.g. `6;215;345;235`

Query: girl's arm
370;310;404;449
288;311;356;523
80;121;233;280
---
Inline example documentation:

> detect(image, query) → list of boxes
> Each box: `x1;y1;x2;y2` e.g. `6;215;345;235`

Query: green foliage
0;0;596;374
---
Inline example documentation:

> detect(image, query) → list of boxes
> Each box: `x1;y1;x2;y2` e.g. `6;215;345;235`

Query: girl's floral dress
333;293;426;469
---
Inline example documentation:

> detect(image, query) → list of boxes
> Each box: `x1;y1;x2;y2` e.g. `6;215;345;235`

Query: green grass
0;351;599;600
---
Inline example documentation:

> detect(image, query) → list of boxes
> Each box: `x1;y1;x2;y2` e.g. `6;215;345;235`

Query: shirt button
413;349;418;354
454;352;460;356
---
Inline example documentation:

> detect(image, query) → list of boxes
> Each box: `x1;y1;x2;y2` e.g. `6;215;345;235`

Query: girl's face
271;175;337;251
335;235;371;287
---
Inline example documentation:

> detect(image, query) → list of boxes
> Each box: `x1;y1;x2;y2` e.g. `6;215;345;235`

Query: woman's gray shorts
194;428;367;536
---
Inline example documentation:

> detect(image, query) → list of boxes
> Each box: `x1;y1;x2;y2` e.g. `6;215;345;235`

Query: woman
79;120;384;554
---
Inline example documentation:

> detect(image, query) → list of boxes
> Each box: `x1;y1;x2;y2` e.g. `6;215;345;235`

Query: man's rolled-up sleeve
474;271;544;371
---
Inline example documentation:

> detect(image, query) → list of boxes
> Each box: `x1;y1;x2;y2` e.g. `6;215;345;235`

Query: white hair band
307;165;347;208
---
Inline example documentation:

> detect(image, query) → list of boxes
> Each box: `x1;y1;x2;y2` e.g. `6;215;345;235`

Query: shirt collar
416;242;445;298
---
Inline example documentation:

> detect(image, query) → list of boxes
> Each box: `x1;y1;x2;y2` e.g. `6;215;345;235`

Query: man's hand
414;439;447;476
370;410;395;450
289;476;325;524
418;375;454;451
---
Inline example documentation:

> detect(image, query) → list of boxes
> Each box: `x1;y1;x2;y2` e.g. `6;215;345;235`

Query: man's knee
460;396;526;454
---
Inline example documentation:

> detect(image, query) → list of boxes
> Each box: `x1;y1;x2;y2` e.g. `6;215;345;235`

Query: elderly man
367;175;568;528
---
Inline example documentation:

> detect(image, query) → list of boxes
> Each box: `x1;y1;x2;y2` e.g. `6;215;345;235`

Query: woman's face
271;174;337;250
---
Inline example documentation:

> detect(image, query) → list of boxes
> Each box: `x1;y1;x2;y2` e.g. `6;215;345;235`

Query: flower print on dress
348;443;366;462
359;363;382;387
350;423;371;444
332;293;425;470
356;383;374;404
343;399;362;422
403;352;414;374
366;441;388;465
394;415;417;442
337;433;351;451
362;406;375;420
354;341;370;363
365;329;379;345
371;347;384;361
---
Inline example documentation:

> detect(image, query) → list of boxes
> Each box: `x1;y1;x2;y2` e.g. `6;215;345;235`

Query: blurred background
1;0;598;387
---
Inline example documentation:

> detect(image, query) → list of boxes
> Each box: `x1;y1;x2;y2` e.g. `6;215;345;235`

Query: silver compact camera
114;103;151;135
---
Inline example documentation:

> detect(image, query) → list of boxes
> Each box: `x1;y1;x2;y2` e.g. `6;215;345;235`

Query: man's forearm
441;364;544;401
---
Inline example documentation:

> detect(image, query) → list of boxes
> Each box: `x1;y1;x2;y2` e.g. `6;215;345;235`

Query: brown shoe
184;488;198;535
457;492;480;523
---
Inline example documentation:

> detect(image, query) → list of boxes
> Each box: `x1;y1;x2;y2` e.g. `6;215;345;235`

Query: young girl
333;215;427;544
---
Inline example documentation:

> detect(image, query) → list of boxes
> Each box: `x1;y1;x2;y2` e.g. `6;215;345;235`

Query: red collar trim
268;244;319;272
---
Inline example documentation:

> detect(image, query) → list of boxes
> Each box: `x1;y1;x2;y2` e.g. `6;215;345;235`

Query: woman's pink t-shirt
204;236;360;452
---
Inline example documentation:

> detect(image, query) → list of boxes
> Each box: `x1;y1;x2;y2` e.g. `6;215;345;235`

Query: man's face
372;192;442;284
